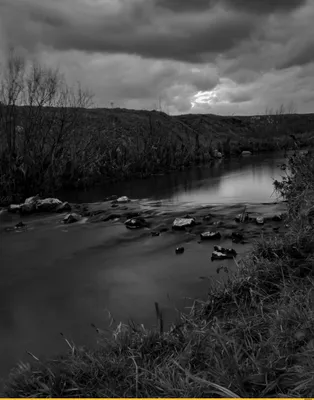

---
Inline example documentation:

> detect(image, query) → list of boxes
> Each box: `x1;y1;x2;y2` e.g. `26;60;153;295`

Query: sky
0;0;313;115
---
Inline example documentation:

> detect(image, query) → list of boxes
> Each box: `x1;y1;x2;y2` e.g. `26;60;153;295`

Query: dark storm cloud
49;15;257;63
0;0;260;62
217;0;308;14
155;0;211;12
156;0;307;13
278;41;314;69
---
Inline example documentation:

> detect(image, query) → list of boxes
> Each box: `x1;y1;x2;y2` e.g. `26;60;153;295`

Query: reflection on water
59;152;284;205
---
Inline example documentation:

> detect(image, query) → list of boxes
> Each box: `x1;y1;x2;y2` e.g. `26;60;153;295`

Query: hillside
72;108;314;146
1;106;314;202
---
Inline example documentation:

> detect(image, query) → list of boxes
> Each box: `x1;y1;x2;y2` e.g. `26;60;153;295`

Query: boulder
63;213;82;224
24;195;40;205
125;217;148;229
172;217;196;231
200;231;221;240
36;198;63;212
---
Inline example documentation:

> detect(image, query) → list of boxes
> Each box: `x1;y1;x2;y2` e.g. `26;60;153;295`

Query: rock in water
125;217;148;229
203;214;212;221
272;214;282;222
24;195;40;205
104;195;118;202
256;216;265;225
214;245;237;257
117;196;130;203
200;231;221;240
55;202;72;213
36;198;63;212
151;231;160;236
211;251;228;261
235;213;249;222
15;221;26;228
8;204;21;213
172;217;196;231
63;213;82;224
175;247;185;254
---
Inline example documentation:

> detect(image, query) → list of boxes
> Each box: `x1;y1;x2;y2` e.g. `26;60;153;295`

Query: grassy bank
1;53;314;205
2;152;314;397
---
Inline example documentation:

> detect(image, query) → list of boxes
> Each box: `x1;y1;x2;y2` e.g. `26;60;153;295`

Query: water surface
0;152;286;386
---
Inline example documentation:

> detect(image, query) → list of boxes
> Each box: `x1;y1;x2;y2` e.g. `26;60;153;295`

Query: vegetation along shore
2;149;314;397
1;53;314;206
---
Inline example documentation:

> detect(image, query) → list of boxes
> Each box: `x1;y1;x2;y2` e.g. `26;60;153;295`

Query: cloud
0;0;313;115
0;0;261;62
34;49;219;113
217;0;307;13
156;0;307;14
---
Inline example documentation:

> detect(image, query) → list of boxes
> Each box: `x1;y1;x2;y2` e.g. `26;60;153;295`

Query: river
0;151;286;387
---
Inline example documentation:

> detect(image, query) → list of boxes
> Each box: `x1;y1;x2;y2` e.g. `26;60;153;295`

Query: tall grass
2;150;314;397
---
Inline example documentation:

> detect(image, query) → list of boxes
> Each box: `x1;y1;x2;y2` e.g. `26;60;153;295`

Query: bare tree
0;49;94;199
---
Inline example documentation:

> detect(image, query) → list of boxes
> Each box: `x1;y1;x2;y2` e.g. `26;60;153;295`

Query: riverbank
1;102;314;205
2;151;314;397
4;151;314;397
